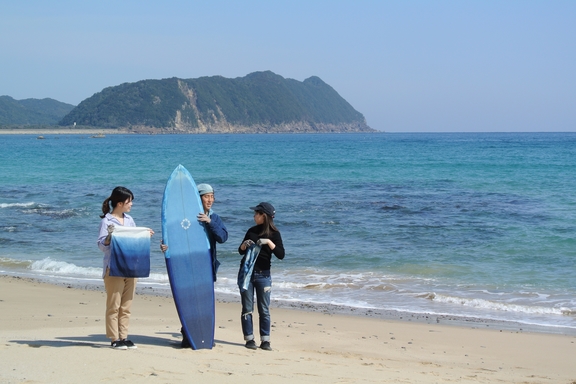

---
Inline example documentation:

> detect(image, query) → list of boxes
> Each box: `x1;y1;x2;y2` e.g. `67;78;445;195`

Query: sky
1;1;575;132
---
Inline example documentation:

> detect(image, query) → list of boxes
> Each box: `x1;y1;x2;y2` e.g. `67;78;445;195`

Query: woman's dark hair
258;211;278;238
100;186;134;218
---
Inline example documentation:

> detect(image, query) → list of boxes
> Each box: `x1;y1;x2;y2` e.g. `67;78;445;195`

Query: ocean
1;132;575;333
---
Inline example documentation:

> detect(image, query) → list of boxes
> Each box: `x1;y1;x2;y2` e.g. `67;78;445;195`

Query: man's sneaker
245;340;257;350
111;340;127;350
260;341;272;351
181;337;191;348
123;339;137;349
180;328;191;348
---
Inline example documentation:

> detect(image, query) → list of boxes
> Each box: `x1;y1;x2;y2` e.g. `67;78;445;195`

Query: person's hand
107;224;115;235
160;242;168;253
148;228;155;237
197;213;211;224
257;238;276;249
241;239;255;251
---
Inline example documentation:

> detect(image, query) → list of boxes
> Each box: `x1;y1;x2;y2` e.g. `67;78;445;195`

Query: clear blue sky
1;1;575;132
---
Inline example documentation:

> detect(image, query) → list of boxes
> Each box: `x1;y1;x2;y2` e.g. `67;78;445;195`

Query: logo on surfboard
181;218;191;230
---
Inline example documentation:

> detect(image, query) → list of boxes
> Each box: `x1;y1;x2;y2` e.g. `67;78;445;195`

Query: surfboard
161;164;214;350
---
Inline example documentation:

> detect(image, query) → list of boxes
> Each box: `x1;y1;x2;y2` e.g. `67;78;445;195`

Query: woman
238;202;285;351
160;183;228;348
97;186;154;350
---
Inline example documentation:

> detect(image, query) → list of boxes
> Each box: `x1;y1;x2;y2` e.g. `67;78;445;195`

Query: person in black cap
238;202;285;351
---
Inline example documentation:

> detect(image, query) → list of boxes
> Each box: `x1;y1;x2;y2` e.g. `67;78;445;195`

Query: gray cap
197;183;214;196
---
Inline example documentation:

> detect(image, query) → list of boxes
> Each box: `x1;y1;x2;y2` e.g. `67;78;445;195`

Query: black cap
250;202;275;218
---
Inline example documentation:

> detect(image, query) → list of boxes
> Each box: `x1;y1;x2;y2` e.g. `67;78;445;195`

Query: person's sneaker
245;340;257;350
111;340;127;350
260;341;272;351
122;339;137;349
181;337;191;348
180;328;191;348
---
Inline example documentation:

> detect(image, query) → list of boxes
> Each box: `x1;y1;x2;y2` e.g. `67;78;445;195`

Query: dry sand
1;275;575;383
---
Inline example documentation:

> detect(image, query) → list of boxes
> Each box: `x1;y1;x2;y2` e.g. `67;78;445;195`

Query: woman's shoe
260;341;272;351
111;340;127;350
122;339;137;349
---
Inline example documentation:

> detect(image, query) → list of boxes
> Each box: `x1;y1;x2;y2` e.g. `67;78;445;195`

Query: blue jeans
240;270;271;342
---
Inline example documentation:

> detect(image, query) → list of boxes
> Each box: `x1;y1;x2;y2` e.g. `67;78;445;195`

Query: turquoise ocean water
1;133;575;332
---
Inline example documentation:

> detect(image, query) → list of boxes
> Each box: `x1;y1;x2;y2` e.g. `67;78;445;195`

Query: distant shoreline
0;128;383;135
0;128;122;135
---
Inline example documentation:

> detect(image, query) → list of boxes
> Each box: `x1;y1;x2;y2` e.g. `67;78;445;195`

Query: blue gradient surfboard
161;165;214;349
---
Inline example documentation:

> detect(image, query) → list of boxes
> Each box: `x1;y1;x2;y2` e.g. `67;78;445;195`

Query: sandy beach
0;275;574;383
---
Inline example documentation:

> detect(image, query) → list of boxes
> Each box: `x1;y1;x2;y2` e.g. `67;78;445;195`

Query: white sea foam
431;293;572;316
26;257;171;283
142;272;170;282
29;258;101;277
0;202;37;208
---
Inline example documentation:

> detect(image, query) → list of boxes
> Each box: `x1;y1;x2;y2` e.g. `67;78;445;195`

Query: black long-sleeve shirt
238;224;284;271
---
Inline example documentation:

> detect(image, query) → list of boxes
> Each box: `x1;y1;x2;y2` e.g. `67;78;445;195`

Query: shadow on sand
10;332;244;349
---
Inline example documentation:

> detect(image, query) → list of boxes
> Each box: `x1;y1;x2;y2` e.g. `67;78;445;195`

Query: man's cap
197;183;214;196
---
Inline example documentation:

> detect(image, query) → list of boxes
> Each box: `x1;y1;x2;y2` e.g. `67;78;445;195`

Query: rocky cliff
59;71;374;133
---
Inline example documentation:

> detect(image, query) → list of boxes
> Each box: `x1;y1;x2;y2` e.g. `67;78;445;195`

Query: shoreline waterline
3;273;574;337
2;251;575;333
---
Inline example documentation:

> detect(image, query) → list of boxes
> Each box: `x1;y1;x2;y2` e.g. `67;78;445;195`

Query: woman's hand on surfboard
160;242;168;252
